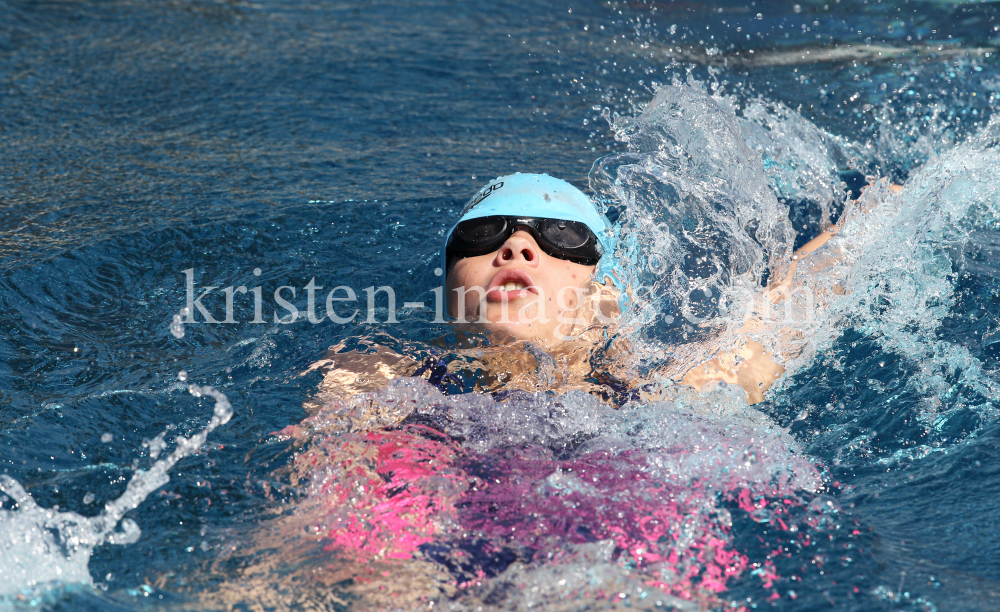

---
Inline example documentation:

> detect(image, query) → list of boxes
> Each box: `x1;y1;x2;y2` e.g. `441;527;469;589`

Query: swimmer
306;173;623;398
309;173;902;405
284;173;904;610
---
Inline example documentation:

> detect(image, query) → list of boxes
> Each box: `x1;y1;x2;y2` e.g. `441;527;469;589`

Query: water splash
823;118;1000;432
0;383;232;601
591;84;797;377
591;83;999;442
169;307;189;340
738;97;866;228
274;378;821;609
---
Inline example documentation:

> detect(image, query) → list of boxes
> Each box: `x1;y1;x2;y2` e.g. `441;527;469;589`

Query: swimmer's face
446;230;595;344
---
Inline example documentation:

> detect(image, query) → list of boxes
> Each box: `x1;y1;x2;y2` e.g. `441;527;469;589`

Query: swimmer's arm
680;341;784;404
767;182;904;301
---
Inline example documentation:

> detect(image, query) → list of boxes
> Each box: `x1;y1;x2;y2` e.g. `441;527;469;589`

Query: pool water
1;0;999;610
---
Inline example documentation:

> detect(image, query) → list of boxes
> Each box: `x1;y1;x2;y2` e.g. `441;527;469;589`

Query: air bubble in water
756;12;762;19
101;433;113;443
793;4;801;12
83;492;95;504
178;370;188;382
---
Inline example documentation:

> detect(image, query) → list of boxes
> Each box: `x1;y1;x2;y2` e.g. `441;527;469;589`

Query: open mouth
485;269;537;302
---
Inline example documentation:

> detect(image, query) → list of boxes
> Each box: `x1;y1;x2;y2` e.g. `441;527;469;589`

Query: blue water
1;0;999;609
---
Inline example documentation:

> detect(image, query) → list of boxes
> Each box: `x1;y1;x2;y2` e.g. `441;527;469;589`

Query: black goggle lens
447;216;601;265
452;216;508;245
538;218;592;250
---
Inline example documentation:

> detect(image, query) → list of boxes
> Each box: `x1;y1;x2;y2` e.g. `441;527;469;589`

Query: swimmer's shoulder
303;344;418;398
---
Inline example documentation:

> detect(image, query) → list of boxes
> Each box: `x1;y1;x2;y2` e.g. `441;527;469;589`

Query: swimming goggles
446;215;603;265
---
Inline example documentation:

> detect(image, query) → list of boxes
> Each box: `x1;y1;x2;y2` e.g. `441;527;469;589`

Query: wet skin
446;230;595;345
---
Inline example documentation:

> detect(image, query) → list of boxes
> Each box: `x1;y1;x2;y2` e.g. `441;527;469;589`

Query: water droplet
170;308;186;339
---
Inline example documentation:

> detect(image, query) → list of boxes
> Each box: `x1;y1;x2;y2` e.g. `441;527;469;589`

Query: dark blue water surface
1;0;999;610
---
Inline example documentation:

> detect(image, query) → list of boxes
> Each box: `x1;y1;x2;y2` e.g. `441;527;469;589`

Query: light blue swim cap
441;173;625;303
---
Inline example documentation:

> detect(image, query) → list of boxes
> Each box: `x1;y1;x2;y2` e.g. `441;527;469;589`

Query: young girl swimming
267;170;851;609
269;88;915;603
310;171;900;405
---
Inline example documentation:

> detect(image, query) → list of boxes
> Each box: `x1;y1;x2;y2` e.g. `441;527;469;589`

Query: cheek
549;262;596;310
560;288;579;309
540;269;584;310
446;267;464;291
448;258;488;290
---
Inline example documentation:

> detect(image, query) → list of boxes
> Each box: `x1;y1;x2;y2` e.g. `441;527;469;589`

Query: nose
494;229;541;267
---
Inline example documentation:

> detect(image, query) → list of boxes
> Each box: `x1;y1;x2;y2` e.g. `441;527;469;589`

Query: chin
480;307;547;342
486;320;545;342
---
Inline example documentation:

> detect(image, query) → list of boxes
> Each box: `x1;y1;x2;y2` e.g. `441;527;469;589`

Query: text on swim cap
471;181;503;206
